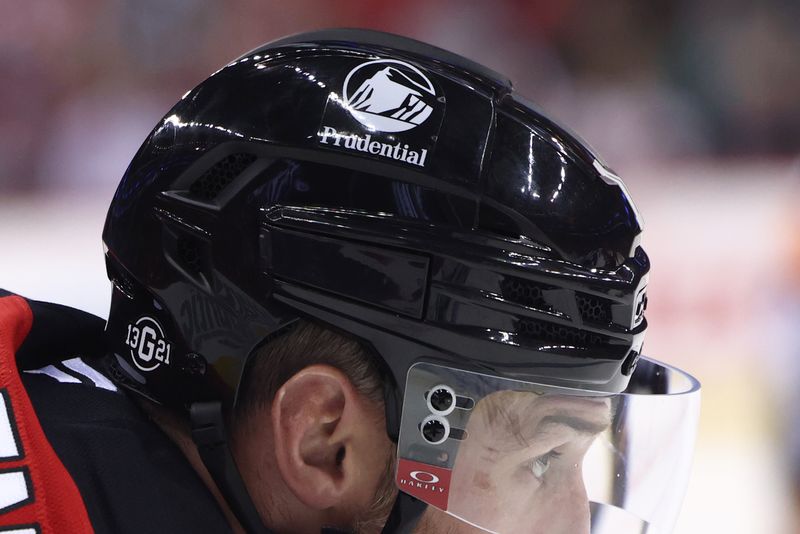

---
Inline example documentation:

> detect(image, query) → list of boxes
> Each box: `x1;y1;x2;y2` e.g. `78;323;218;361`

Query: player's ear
271;364;390;512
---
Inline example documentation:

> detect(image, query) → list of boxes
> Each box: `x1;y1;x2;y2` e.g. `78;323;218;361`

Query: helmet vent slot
189;153;257;201
499;276;556;314
576;293;613;324
516;317;609;348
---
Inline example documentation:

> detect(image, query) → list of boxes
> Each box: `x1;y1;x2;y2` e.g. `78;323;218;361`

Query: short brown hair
235;319;386;419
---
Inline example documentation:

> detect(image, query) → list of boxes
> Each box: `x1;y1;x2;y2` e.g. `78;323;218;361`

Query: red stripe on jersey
0;296;93;533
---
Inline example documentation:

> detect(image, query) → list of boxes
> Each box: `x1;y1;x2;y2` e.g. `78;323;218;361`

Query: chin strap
380;492;427;534
321;493;427;534
190;401;426;534
190;401;273;534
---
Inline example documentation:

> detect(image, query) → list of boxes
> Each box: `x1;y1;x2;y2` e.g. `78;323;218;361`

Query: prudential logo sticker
344;59;435;132
317;58;443;167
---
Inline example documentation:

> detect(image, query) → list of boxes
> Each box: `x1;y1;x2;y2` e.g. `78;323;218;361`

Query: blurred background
1;1;799;532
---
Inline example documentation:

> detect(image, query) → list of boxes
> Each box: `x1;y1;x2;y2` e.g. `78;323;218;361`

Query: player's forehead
473;390;612;438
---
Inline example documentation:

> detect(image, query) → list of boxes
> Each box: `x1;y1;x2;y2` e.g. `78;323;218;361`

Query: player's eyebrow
536;413;610;436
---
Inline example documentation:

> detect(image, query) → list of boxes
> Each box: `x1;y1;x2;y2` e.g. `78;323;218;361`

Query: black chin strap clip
190;401;273;534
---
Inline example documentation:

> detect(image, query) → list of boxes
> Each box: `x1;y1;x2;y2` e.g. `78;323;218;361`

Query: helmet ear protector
103;28;698;534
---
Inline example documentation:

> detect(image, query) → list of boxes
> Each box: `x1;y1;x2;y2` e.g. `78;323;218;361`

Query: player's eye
528;450;562;480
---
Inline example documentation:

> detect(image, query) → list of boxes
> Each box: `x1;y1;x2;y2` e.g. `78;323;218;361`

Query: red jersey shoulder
0;295;94;534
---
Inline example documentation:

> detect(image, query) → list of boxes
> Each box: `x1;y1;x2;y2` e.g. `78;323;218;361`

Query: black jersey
0;290;231;533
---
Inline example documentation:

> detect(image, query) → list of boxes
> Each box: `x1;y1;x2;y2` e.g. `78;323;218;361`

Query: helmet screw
420;415;450;445
622;350;640;376
183;352;207;376
426;384;456;416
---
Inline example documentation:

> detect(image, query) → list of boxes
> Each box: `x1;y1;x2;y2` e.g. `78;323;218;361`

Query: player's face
412;391;611;534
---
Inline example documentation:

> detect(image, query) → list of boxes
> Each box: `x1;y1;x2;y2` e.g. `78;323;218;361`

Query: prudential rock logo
344;59;435;132
318;58;443;167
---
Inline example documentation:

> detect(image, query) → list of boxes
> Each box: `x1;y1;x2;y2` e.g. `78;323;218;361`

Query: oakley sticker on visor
317;58;443;168
396;459;452;510
125;316;172;372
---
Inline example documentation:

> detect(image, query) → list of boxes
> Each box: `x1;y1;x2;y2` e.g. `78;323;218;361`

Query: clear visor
395;358;700;534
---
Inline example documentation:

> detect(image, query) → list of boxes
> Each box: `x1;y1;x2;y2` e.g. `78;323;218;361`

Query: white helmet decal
343;59;436;133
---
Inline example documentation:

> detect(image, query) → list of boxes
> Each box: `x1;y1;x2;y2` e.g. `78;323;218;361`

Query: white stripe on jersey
62;358;117;392
25;365;81;384
24;358;118;393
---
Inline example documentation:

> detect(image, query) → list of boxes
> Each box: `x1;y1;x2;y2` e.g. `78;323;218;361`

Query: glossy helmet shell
103;29;648;436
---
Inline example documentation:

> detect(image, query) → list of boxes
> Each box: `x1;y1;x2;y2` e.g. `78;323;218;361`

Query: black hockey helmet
103;29;699;534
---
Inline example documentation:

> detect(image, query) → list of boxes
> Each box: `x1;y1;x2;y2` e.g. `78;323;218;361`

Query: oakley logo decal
396;459;451;510
409;470;440;484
